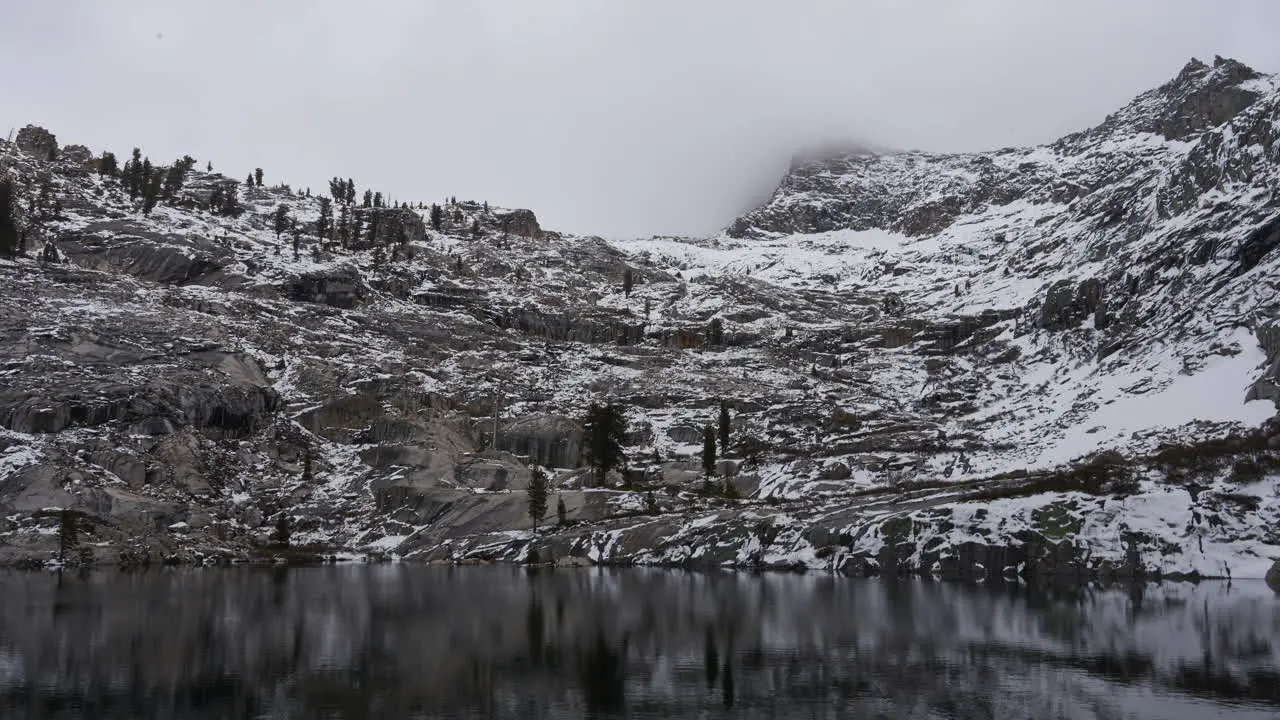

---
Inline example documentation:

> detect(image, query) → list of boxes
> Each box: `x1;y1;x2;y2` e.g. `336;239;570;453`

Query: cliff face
2;57;1280;578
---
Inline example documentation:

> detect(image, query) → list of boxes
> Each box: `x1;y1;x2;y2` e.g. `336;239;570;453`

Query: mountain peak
1178;56;1210;78
1087;55;1268;142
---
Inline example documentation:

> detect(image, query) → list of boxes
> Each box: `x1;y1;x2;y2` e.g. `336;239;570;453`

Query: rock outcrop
15;125;57;160
497;209;541;239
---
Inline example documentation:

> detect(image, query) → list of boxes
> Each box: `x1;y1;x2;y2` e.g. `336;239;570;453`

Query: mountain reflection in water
0;567;1277;719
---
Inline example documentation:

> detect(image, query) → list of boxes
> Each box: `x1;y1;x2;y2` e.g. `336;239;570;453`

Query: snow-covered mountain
2;56;1279;579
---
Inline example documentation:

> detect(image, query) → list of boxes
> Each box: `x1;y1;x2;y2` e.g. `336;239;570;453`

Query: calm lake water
0;566;1277;719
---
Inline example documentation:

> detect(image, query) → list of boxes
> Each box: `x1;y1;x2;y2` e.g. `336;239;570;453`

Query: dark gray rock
58;222;234;284
1036;278;1103;331
287;266;366;308
1266;559;1280;593
495;415;582;468
59;144;94;171
497;209;541;239
15;125;57;160
358;207;426;248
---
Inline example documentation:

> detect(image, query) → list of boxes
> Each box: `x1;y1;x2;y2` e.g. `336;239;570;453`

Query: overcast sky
2;1;1278;237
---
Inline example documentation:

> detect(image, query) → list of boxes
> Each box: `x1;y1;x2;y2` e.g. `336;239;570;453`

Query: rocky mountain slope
2;56;1280;579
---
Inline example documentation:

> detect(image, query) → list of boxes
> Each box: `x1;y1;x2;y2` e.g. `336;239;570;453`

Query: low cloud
2;1;1277;236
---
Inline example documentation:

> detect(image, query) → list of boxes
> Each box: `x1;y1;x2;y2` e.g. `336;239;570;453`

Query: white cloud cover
2;1;1278;236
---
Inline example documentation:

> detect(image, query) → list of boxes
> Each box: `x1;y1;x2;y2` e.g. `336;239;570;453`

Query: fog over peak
2;1;1278;237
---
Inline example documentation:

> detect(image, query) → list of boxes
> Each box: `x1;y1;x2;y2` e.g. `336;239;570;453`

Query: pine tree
206;161;212;172
708;317;724;345
583;402;627;488
345;179;355;204
0;179;20;257
161;161;188;200
471;219;480;239
644;298;651;319
362;189;373;208
34;182;53;224
142;172;163;215
219;183;241;216
273;204;290;240
623;268;633;297
645;491;659;515
702;425;717;477
718;401;731;455
302;450;313;482
430;203;443;230
316;197;333;242
245;173;255;188
272;514;292;547
372;191;383;208
557;495;567;526
58;509;79;561
337;203;351;249
254;168;264;187
98;151;119;177
140;157;154;201
527;469;549;534
371;244;386;269
123;148;143;198
311;244;321;262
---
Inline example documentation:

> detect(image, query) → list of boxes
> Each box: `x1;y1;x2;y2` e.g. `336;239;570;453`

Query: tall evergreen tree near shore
527;469;549;534
583;402;627;488
0;179;19;257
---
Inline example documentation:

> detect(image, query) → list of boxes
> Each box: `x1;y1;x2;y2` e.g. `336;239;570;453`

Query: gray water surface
0;566;1277;719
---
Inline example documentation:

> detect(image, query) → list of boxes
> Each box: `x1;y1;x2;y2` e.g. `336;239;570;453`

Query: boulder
819;461;852;481
1267;559;1280;594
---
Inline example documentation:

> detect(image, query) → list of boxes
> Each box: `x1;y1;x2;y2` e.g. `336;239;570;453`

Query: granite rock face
2;59;1280;575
